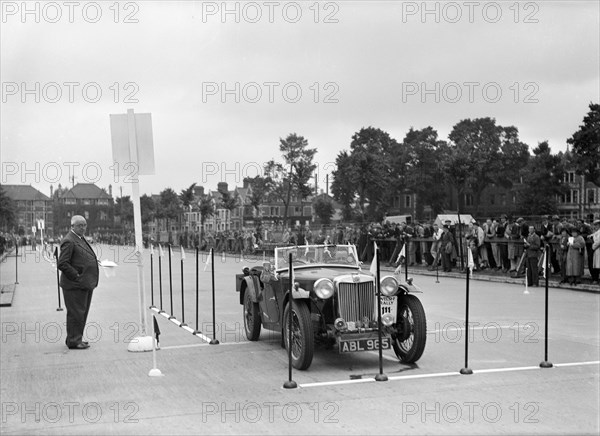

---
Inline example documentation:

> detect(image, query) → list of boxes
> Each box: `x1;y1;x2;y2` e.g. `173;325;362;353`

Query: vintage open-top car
235;244;427;370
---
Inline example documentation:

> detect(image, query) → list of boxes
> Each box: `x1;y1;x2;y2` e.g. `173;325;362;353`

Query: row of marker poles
460;243;553;374
149;245;219;344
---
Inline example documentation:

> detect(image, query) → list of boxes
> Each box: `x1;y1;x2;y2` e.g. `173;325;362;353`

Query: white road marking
299;361;600;388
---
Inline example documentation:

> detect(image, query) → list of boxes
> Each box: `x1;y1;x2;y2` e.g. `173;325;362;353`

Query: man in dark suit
58;215;99;350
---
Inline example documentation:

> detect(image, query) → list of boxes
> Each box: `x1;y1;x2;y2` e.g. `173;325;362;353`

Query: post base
193;330;202;335
539;361;553;368
148;368;163;377
460;368;473;375
56;307;64;311
168;316;176;320
375;373;388;381
127;336;156;352
209;339;220;345
283;380;298;389
179;323;188;328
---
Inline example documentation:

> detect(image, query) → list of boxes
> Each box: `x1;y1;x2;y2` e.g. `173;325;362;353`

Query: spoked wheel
282;300;314;370
243;290;261;341
392;294;427;363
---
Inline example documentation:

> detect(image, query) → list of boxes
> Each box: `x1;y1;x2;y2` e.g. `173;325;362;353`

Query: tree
402;127;449;218
331;127;399;221
516;141;566;215
197;193;215;248
179;183;197;209
313;196;335;225
155;188;180;244
140;194;156;227
0;186;16;231
244;175;272;219
114;196;134;232
330;151;356;221
567;102;600;185
266;133;317;225
447;118;529;213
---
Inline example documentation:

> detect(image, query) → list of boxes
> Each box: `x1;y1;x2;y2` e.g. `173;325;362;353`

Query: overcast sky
1;1;598;200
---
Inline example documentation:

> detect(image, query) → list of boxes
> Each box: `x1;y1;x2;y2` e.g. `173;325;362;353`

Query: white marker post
110;109;156;352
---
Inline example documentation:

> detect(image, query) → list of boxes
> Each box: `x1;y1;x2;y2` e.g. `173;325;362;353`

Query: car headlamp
380;276;399;296
314;278;334;299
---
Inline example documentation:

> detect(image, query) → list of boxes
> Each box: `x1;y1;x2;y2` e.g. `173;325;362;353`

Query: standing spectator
590;219;600;284
565;227;586;285
558;227;570;284
524;225;541;286
281;227;291;246
497;215;509;272
57;215;99;350
404;222;416;266
429;223;443;270
579;218;594;280
483;218;497;269
473;221;487;269
441;223;455;272
540;215;560;274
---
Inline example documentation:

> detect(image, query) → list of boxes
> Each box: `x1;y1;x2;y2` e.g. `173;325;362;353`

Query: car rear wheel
392;294;427;363
243;290;261;341
283;300;314;370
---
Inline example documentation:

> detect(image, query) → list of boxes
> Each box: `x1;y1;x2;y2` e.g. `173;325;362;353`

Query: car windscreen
275;245;359;270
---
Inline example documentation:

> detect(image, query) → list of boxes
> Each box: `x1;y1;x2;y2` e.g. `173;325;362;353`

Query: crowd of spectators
4;213;597;285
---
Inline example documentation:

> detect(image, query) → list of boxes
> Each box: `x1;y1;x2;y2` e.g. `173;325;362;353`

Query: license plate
338;336;392;353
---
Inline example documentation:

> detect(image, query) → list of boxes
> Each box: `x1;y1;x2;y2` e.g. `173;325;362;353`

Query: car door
258;263;281;326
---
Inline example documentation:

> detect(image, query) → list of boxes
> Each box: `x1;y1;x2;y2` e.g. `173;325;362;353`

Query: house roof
60;183;111;200
1;184;51;201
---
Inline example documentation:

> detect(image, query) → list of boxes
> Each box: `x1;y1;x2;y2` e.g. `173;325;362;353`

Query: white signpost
110;109;156;352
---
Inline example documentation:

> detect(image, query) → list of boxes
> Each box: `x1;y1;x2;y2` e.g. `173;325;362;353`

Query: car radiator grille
337;282;376;323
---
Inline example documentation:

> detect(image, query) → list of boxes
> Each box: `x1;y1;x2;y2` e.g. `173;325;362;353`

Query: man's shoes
82;341;89;346
68;343;90;350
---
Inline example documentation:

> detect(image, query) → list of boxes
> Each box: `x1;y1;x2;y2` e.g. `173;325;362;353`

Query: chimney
109;184;112;197
217;182;228;194
50;185;53;197
194;186;205;197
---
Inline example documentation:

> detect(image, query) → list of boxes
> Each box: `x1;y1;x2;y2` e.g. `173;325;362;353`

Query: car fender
398;282;423;294
241;276;261;304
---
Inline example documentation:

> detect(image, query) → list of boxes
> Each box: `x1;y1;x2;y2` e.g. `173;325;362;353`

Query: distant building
52;183;114;235
2;184;53;236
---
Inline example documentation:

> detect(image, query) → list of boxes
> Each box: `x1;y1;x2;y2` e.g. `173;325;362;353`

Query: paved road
1;245;598;435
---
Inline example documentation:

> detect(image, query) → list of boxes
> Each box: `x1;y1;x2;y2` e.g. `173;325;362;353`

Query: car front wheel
283;300;314;370
243;290;261;341
392;294;427;363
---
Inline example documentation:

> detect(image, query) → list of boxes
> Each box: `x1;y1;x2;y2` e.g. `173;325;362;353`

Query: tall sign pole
127;109;149;338
110;108;156;352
